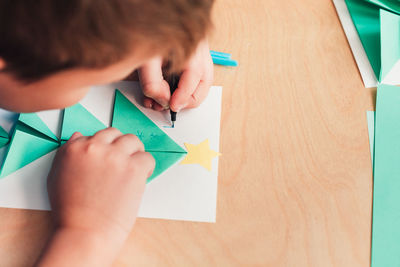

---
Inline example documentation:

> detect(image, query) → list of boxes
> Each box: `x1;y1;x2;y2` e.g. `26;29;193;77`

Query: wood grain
0;0;375;266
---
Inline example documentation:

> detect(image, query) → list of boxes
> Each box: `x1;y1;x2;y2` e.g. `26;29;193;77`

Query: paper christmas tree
0;89;186;183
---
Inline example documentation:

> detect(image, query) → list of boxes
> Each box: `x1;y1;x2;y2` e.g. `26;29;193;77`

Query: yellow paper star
180;139;221;171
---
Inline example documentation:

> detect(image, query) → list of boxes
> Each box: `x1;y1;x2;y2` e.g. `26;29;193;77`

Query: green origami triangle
0;125;9;148
112;90;186;153
148;151;186;182
346;0;382;79
19;112;58;141
111;89;186;182
61;103;106;140
0;123;59;178
379;8;400;80
346;0;400;81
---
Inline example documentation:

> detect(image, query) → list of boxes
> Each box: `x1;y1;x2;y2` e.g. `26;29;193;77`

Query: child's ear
0;58;5;70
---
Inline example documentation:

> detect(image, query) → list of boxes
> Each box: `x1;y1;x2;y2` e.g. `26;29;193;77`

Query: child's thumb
69;132;83;141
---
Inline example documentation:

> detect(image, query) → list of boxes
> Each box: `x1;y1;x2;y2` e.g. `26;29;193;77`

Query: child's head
0;0;213;112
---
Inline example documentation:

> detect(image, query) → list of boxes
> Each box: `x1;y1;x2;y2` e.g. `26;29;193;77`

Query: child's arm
138;39;214;112
35;128;155;267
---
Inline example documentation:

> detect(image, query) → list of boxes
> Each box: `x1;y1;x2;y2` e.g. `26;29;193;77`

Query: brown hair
0;0;213;81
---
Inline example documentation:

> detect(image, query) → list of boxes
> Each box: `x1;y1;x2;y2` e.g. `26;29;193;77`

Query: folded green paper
345;0;400;82
112;90;186;182
0;115;59;178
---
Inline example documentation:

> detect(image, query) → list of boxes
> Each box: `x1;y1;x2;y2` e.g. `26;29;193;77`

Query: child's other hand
38;128;155;266
138;39;214;112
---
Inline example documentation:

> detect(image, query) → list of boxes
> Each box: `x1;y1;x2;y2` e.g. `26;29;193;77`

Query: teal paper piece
345;0;400;81
61;103;106;140
366;111;375;165
0;125;9;148
380;9;400;79
112;90;185;153
0;123;59;178
371;84;400;267
366;0;400;15
346;0;381;78
19;112;58;141
112;90;186;182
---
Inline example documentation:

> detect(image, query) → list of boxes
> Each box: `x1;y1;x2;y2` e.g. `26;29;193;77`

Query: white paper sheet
0;81;222;222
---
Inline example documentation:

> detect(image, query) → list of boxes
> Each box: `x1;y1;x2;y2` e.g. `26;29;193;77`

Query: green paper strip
371;84;400;267
61;103;106;140
0;123;59;178
112;90;186;153
19;112;58;141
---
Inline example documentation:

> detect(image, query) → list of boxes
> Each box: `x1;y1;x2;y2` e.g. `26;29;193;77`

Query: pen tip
172;121;175;128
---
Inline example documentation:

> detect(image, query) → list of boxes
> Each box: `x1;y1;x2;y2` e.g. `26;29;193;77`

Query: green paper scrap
61;103;106;140
380;9;400;79
345;0;400;81
366;111;375;165
0;123;59;178
346;0;381;78
371;84;400;267
366;0;400;15
19;112;58;141
0;125;9;148
112;90;185;153
111;89;186;182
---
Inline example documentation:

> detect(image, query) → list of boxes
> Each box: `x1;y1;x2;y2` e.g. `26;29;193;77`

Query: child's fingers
138;57;171;108
91;127;123;144
111;134;145;155
129;152;156;179
169;70;201;112
68;132;83;142
185;80;211;109
143;97;164;111
143;97;154;109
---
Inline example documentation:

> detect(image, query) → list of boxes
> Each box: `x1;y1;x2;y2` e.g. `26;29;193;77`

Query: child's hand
37;128;155;267
138;39;214;112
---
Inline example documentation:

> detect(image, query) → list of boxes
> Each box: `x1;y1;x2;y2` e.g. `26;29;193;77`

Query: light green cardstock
61;103;107;140
19;112;58;141
345;0;400;81
0;122;59;178
371;84;400;267
111;90;186;182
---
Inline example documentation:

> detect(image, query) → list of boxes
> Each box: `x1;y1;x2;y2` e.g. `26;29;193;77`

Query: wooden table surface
0;0;375;266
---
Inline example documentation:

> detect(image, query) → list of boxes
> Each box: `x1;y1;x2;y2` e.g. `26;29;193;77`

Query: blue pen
211;55;238;67
210;50;231;59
